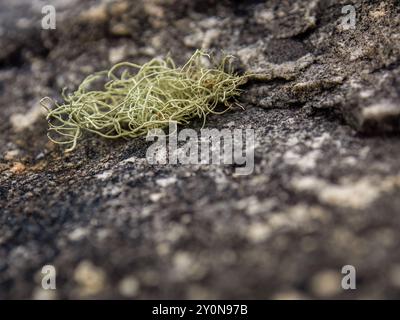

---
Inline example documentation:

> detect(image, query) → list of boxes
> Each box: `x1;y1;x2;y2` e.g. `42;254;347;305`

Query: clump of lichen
41;50;247;152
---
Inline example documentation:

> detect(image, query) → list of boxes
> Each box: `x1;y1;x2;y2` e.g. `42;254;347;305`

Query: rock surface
1;0;400;299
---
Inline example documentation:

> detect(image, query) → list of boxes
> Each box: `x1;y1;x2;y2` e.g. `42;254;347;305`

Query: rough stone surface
1;0;400;299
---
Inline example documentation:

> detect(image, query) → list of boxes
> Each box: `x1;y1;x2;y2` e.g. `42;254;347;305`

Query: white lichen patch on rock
95;170;114;181
9;162;26;174
268;205;328;230
156;176;177;188
68;227;88;241
246;223;271;243
79;3;108;23
310;269;342;298
183;17;222;50
282;133;332;171
32;287;57;300
172;251;205;281
118;276;140;297
237;46;315;81
4;149;20;161
234;196;276;216
361;100;400;121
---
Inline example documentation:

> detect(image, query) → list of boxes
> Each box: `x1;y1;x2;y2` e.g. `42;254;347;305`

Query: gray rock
1;0;400;299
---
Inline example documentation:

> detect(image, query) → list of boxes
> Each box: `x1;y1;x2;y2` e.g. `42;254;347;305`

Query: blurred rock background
1;0;400;299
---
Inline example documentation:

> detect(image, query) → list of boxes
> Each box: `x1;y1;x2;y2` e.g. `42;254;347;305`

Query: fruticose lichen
41;50;247;152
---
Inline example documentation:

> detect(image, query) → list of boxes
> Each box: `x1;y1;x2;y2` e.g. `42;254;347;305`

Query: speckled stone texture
1;0;400;299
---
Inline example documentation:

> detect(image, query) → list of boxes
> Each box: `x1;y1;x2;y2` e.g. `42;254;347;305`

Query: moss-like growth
41;50;247;152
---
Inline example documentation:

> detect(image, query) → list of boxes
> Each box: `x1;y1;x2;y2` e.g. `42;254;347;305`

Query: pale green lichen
41;50;247;152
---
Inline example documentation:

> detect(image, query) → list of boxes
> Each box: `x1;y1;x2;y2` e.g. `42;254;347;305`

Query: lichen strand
41;50;247;152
